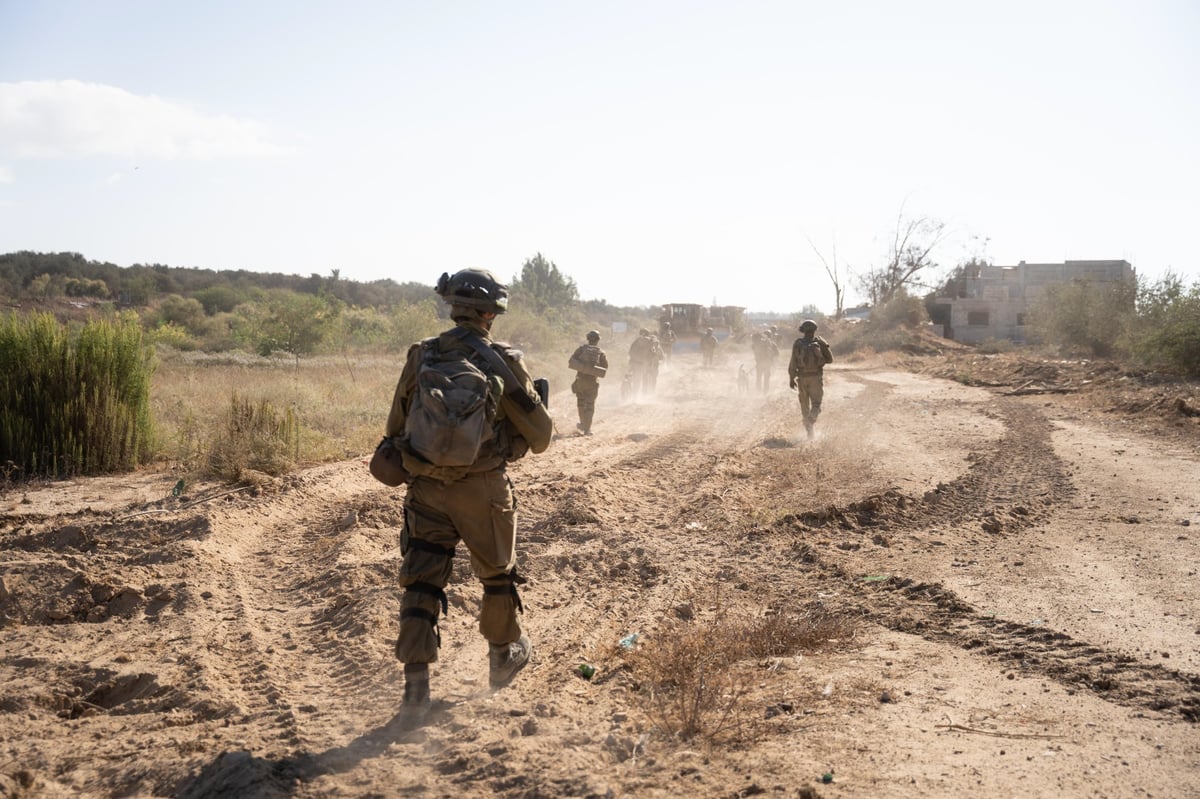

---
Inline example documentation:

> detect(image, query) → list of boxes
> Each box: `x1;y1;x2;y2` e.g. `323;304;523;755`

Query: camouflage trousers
628;362;651;397
395;470;522;665
572;375;599;432
795;373;824;422
755;361;774;393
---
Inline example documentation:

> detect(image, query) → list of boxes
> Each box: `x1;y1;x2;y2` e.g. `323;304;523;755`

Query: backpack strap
447;327;539;413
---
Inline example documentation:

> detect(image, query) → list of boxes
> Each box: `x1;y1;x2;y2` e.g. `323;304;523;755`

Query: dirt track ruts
3;354;1199;798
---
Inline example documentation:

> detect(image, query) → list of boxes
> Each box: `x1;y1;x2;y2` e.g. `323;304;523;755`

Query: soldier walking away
383;268;553;729
788;319;833;440
627;328;661;399
645;333;665;393
751;330;779;394
658;321;677;362
700;327;718;367
569;330;608;435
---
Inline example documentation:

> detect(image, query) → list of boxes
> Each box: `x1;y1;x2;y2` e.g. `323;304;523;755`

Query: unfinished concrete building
933;259;1135;344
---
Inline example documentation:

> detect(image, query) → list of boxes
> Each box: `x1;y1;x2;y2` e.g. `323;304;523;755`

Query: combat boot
804;419;815;440
488;634;532;689
396;664;431;729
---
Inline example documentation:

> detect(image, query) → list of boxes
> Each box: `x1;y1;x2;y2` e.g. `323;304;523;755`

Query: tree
1124;273;1200;377
858;210;948;306
194;285;245;315
805;235;847;319
511;253;578;312
245;290;341;363
1029;278;1136;357
156;295;207;334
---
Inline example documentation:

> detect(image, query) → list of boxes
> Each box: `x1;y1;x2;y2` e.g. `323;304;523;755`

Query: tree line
0;250;623;360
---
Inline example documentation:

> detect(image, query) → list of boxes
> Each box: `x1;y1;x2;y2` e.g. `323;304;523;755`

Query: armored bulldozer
658;303;746;346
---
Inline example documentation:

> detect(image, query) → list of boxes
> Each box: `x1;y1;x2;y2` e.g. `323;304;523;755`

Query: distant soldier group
626;328;665;398
565;317;833;441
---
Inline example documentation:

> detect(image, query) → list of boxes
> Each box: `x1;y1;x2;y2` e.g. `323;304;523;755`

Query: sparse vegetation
1027;272;1200;378
2;250;1195;487
1029;277;1136;357
1124;272;1200;378
204;392;301;481
623;601;855;743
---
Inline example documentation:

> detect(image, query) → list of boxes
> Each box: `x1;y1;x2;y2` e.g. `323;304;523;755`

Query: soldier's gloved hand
789;377;797;389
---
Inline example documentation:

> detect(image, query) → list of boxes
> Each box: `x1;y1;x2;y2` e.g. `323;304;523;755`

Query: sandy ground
2;350;1198;798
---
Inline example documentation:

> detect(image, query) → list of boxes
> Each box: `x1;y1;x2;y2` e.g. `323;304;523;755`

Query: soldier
788;319;834;440
645;333;665;393
627;328;658;399
568;330;608;435
384;268;553;728
751;330;779;394
700;327;718;367
659;321;677;362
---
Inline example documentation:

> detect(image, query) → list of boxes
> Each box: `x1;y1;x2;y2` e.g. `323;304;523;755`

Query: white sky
1;1;1197;313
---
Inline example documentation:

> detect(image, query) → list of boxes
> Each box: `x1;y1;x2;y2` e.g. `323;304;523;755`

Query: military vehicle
658;303;746;346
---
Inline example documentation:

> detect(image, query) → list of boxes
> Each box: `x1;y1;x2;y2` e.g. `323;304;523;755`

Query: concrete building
933;259;1135;344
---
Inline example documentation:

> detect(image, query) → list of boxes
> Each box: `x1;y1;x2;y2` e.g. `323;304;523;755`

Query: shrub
203;392;301;481
148;322;197;351
1123;273;1200;378
386;300;442;352
624;601;854;743
0;311;155;477
976;336;1014;354
1029;278;1135;357
871;293;928;330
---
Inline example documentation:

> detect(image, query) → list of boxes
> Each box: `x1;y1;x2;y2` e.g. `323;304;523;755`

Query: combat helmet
799;319;818;333
436;269;509;314
586;330;601;343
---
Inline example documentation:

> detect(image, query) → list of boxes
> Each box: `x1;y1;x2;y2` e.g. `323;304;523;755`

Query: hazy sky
2;1;1197;313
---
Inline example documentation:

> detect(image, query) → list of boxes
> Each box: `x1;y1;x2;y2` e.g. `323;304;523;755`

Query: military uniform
627;330;662;398
383;269;552;727
386;319;552;663
659;323;677;362
787;320;833;439
751;332;779;394
569;333;608;435
700;329;718;366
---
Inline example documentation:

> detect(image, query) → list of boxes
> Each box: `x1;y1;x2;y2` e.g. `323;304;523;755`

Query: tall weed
204;392;301;480
0;311;154;476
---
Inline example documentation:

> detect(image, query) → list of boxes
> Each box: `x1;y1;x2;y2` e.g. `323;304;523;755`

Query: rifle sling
449;327;538;413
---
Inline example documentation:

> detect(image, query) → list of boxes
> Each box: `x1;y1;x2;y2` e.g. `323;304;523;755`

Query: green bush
833;295;928;356
1123;274;1200;378
148;321;198;351
870;293;928;330
386;300;442;352
1029;279;1136;357
0;311;155;477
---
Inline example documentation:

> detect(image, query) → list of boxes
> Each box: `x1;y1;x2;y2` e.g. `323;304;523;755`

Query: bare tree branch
804;233;847;318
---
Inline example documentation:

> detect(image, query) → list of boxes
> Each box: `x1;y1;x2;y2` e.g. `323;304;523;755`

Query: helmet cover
436;269;509;313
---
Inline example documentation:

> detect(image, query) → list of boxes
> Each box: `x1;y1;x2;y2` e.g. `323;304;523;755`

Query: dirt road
2;352;1198;798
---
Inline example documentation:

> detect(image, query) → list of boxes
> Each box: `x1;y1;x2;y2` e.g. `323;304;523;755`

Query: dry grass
152;350;400;475
623;600;856;744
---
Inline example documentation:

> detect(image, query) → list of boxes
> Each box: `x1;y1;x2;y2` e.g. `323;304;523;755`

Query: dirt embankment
2;349;1198;798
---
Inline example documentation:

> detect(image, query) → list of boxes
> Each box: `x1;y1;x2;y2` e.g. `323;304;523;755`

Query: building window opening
967;311;990;326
